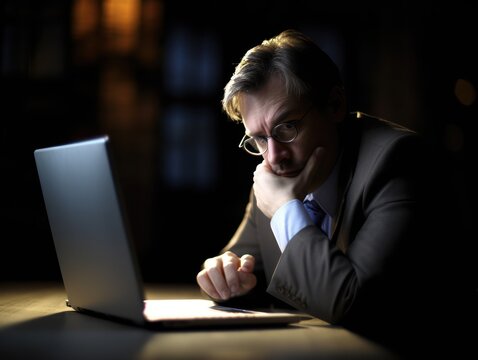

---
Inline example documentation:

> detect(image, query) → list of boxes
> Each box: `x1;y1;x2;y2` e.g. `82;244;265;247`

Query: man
196;29;448;349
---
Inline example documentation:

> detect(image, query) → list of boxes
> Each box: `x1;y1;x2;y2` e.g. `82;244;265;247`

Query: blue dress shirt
270;156;340;252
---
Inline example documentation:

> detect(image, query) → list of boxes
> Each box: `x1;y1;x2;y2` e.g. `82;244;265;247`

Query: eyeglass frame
238;106;313;156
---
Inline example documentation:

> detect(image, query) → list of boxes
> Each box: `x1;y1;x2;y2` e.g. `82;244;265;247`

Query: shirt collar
304;151;342;218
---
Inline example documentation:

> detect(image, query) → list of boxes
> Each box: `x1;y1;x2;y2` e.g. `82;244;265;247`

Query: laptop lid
34;136;311;328
34;136;146;324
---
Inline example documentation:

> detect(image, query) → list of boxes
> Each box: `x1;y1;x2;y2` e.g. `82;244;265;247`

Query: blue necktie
304;199;327;231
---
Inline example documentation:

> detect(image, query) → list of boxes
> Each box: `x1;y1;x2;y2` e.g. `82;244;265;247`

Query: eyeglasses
238;107;312;156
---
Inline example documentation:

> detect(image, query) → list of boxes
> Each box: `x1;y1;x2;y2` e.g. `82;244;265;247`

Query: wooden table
0;281;417;359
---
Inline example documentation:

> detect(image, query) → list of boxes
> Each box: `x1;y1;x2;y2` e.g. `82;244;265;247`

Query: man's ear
327;85;346;122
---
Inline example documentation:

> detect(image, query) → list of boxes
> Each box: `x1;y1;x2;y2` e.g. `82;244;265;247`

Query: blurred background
1;0;476;288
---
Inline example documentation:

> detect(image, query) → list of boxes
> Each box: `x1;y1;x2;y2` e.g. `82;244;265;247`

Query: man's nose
266;138;289;164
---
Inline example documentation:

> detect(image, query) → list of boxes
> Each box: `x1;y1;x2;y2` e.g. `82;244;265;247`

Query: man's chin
275;170;300;177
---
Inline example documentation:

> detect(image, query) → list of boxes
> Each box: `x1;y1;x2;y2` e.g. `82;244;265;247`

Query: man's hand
253;146;325;218
196;251;257;301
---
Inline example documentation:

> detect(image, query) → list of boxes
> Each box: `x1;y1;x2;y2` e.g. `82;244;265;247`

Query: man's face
239;74;341;187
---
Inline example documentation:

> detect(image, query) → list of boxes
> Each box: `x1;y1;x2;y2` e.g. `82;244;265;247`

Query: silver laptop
34;136;310;328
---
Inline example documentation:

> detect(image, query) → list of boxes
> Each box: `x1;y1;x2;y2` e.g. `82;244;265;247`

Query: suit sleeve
267;133;430;325
221;188;262;262
219;188;291;309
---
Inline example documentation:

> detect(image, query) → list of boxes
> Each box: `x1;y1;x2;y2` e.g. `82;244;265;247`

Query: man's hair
222;29;343;122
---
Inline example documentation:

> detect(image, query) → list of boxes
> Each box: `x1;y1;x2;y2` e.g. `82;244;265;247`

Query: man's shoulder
350;111;417;139
343;111;421;153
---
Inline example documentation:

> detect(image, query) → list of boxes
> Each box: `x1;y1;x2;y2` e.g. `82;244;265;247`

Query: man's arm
267;133;427;325
197;189;264;303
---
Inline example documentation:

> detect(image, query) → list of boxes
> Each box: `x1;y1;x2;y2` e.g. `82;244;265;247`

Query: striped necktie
304;199;327;232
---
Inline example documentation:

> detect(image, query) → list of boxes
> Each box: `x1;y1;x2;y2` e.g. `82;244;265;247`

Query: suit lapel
331;113;361;251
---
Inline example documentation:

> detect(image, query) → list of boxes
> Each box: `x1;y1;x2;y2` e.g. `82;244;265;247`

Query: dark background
1;0;476;290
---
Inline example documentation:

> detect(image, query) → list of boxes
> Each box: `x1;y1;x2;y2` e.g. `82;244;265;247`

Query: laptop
33;136;311;328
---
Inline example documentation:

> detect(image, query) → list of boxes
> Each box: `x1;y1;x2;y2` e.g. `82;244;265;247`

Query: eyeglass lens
244;122;297;154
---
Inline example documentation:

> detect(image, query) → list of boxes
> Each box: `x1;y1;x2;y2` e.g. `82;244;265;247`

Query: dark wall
1;0;476;289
